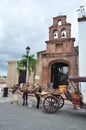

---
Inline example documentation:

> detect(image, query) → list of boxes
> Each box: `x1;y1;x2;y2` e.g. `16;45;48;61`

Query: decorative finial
77;5;85;12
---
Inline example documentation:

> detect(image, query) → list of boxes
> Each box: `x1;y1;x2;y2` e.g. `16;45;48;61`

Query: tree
17;54;37;76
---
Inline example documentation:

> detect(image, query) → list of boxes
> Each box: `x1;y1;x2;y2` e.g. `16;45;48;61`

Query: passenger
11;84;19;105
69;81;79;93
64;86;72;101
64;79;76;101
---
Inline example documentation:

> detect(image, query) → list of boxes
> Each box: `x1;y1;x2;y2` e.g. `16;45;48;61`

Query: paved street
0;97;86;130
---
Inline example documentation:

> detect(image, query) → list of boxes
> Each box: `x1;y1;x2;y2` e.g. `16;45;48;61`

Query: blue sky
0;0;86;76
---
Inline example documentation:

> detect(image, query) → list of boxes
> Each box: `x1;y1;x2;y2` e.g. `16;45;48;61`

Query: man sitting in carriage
66;78;84;107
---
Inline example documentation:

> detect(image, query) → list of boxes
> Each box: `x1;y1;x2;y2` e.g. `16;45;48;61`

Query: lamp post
26;46;30;84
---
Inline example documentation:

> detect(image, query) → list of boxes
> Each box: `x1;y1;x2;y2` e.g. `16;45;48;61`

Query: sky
0;0;86;76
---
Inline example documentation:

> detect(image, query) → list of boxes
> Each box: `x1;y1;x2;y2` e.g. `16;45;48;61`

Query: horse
21;83;42;108
12;83;42;108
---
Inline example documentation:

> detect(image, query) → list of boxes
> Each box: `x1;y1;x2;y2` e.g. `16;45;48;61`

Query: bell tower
46;15;75;54
35;15;78;88
49;15;71;40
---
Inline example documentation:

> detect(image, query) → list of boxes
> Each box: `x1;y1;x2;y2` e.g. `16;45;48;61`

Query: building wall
78;11;86;76
34;51;44;85
7;61;19;87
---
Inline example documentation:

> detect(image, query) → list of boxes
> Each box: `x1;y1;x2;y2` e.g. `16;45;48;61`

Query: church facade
35;15;78;88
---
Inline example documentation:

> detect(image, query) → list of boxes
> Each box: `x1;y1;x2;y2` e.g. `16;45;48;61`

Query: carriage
43;76;86;113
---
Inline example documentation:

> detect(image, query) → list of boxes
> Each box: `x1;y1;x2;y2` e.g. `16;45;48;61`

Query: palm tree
17;54;37;76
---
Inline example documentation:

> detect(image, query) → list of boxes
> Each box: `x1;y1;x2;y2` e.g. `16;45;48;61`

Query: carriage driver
64;79;78;101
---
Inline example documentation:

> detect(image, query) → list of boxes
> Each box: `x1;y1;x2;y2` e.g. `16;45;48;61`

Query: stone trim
78;17;86;22
45;38;75;44
42;52;78;58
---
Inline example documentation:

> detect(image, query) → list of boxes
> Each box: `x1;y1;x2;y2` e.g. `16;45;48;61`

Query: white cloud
0;0;85;75
0;18;4;39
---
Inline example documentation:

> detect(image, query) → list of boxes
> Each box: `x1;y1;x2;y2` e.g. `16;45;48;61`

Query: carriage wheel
43;95;58;114
55;95;64;109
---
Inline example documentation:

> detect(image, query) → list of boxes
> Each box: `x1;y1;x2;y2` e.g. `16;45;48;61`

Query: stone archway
51;62;68;89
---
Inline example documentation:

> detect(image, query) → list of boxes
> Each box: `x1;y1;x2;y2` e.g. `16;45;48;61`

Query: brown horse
12;83;42;108
21;83;42;108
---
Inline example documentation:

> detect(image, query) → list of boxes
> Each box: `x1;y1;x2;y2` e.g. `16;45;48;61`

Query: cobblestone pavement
0;96;86;130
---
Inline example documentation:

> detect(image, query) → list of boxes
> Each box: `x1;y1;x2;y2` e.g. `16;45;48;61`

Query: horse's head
12;84;21;93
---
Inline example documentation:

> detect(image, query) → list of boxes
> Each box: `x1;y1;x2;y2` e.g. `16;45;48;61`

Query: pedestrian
22;83;29;106
11;84;19;105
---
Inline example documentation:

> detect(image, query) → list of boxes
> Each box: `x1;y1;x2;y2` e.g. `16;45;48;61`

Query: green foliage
17;54;37;76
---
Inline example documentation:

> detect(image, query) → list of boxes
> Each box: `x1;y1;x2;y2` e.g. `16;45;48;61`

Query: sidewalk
0;92;37;106
0;96;12;103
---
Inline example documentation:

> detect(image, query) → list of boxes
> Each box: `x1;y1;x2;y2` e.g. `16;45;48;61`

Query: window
54;30;58;39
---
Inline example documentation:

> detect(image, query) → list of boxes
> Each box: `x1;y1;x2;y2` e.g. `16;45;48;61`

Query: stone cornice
53;15;66;19
78;17;86;22
42;52;78;58
49;23;71;29
7;60;18;64
45;38;75;44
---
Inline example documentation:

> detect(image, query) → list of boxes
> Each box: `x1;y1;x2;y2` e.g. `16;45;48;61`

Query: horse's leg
35;94;40;108
25;92;28;105
22;92;25;106
37;96;40;108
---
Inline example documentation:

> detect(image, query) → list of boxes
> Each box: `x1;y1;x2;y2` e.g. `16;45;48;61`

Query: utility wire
0;1;86;45
1;2;85;38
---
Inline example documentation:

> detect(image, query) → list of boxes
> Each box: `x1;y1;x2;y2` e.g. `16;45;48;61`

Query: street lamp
26;46;30;84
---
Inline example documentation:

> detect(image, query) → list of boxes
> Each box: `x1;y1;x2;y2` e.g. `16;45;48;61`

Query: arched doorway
51;62;68;89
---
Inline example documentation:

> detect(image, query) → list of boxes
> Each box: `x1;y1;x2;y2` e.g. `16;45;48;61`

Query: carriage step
80;104;86;109
83;104;86;109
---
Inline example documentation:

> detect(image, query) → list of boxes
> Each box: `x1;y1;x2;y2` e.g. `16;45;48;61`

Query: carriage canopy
69;76;86;82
